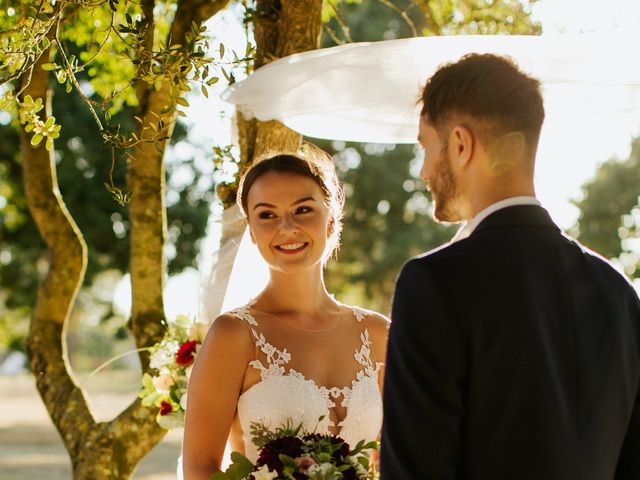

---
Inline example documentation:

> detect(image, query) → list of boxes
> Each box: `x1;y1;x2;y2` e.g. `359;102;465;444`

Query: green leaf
41;63;57;71
201;85;208;98
207;77;219;86
31;134;43;146
46;137;54;151
222;452;253;480
210;473;230;480
154;77;163;91
176;97;189;107
177;110;187;117
219;43;225;58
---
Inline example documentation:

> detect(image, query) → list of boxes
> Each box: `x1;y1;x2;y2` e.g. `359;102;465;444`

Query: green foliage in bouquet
212;419;379;480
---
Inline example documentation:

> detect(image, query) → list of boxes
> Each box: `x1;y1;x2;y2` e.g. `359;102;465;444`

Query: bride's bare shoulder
198;312;255;360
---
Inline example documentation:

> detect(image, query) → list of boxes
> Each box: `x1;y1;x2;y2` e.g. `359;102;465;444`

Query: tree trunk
20;1;230;478
21;33;93;479
250;0;324;158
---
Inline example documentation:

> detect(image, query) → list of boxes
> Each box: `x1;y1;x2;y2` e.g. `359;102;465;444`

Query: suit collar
471;204;560;236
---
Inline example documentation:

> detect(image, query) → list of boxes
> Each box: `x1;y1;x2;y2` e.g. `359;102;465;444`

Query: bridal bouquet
212;420;378;480
138;314;209;429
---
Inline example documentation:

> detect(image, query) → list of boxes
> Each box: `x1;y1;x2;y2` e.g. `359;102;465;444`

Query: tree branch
19;29;93;460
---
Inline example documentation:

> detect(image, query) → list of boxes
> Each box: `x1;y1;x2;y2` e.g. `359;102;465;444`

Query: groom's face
418;118;461;222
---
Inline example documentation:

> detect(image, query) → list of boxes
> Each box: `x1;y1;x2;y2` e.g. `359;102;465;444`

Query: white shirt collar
450;196;541;243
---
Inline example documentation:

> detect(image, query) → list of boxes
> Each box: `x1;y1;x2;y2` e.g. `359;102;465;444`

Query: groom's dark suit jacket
381;205;640;479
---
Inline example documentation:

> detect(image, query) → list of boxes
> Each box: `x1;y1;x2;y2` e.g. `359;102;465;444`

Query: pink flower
176;340;198;366
295;456;316;473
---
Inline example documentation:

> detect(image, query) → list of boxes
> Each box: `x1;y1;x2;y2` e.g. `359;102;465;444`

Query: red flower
159;401;173;416
176;339;198;366
256;436;304;474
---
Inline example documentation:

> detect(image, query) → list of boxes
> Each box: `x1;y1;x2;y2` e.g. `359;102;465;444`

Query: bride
182;147;390;478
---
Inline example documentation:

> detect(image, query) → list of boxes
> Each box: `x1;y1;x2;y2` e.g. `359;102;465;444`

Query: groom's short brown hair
421;53;545;150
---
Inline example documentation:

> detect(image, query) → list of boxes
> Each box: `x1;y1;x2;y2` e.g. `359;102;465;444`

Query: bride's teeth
279;242;305;250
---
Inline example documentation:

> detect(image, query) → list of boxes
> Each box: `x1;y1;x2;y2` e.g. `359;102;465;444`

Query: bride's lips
274;241;309;254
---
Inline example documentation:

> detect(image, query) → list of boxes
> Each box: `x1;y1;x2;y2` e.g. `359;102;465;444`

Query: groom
381;53;640;479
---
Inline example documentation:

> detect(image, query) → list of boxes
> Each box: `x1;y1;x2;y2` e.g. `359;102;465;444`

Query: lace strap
228;300;291;377
251;329;291;367
354;328;374;370
352;306;367;322
227;299;258;326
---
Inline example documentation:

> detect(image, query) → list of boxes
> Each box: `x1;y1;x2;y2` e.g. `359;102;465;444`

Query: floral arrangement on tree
212;419;379;480
139;314;209;429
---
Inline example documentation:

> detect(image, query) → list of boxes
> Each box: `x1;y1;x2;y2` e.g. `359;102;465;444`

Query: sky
116;0;640;319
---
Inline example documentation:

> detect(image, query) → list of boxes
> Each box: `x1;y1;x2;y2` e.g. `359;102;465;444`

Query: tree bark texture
21;33;92;477
251;0;323;157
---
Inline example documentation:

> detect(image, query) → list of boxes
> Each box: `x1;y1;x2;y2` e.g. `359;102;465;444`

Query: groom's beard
430;149;463;223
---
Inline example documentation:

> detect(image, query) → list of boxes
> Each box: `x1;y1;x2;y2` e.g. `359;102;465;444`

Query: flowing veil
222;34;640;144
198;204;269;324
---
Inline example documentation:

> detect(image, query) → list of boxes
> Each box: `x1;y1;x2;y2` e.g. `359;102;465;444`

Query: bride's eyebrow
253;202;275;210
293;196;317;205
252;196;318;211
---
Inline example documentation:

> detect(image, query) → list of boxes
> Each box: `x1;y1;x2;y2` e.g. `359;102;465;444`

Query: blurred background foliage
572;137;640;280
1;0;639;370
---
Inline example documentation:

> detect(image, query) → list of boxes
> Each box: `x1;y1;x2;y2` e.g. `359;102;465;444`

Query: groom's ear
449;125;474;167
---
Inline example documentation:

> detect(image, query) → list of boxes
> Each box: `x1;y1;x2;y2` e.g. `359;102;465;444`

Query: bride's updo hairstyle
237;145;345;262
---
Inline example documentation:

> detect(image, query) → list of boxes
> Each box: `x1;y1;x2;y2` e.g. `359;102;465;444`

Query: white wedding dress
229;300;384;462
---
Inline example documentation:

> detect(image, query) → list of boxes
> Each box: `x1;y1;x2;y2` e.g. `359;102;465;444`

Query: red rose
176;339;198;366
159;401;173;416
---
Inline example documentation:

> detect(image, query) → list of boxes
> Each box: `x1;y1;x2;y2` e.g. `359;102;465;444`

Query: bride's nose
278;213;298;232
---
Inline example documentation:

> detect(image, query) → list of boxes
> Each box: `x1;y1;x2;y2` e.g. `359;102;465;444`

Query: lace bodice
230;301;384;462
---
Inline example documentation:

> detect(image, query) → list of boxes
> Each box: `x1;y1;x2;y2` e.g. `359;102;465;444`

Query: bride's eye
296;206;312;214
258;211;275;219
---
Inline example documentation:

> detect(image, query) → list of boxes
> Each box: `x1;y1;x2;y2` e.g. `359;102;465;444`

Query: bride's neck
258;268;337;314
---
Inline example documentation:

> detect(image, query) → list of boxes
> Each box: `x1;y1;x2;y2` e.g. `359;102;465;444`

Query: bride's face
246;170;332;275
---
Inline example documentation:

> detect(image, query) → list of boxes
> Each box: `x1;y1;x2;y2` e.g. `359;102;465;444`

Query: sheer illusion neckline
248;303;350;333
231;300;381;429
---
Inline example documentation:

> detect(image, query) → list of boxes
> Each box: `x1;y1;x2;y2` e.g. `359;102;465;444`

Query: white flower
252;465;278;480
307;462;336;476
152;374;174;392
150;341;178;369
188;322;209;343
